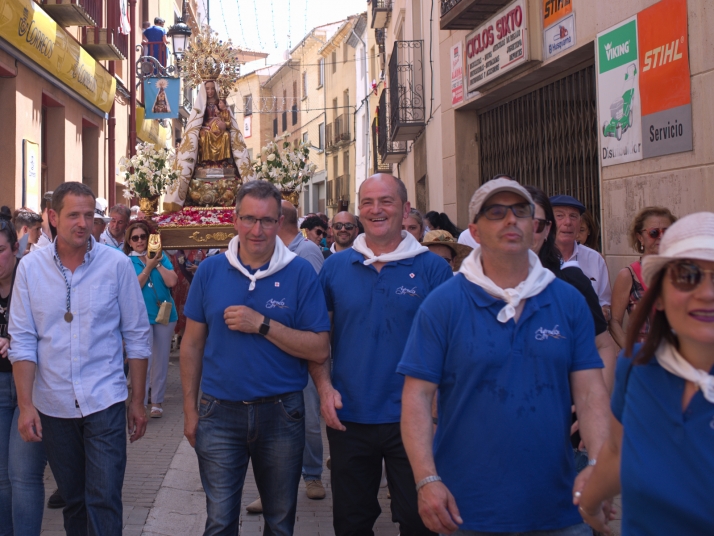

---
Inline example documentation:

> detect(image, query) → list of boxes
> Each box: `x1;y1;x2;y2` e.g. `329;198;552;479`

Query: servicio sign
465;0;528;93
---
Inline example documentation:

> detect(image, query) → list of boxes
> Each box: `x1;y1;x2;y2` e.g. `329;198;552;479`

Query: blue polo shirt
320;248;452;424
184;252;331;401
397;274;603;532
611;351;714;535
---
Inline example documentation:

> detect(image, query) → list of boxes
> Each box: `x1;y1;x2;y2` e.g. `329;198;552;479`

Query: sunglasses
642;227;668;239
534;218;550;233
477;203;534;222
332;222;356;231
130;233;148;242
313;229;325;237
668;261;714;292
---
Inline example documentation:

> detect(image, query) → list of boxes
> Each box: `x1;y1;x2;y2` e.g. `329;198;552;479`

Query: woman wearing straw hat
577;212;714;535
421;230;472;272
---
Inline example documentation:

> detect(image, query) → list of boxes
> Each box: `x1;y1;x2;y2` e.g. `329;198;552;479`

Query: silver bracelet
415;475;442;492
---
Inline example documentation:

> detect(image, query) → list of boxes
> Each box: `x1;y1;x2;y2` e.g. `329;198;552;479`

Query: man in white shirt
550;195;611;309
100;205;130;249
9;182;151;535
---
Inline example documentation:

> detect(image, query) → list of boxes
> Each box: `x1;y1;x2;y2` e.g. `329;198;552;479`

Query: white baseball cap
94;198;110;223
642;212;714;285
468;177;534;223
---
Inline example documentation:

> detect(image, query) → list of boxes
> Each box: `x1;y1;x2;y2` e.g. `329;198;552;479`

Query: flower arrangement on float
251;133;318;203
119;142;181;214
155;207;235;227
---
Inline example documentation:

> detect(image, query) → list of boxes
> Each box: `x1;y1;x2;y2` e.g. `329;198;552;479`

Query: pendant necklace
53;241;89;323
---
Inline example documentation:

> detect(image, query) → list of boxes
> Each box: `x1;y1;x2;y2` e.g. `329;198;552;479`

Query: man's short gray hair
109;204;131;220
236;181;283;216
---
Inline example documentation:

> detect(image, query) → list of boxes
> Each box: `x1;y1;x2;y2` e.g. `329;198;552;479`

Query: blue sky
205;0;367;66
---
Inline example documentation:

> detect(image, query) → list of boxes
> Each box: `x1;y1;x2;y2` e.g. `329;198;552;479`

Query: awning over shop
136;106;170;148
0;0;116;113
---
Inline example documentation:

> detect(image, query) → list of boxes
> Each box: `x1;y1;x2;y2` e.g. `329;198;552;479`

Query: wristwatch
259;316;271;336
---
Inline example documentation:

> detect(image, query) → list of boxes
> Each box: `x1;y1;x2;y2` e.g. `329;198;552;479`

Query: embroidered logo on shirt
396;286;420;298
409;273;415;278
266;298;288;309
275;282;280;287
535;325;566;340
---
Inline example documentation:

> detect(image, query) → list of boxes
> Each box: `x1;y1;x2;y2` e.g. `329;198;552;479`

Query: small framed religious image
144;77;180;119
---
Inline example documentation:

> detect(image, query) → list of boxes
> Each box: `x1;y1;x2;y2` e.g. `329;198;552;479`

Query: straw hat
641;212;714;285
422;230;473;271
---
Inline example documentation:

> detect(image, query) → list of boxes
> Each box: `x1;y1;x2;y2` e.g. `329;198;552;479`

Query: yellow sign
0;0;116;113
136;106;170;148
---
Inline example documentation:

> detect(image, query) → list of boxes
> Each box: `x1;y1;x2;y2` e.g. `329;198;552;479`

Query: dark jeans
39;402;127;536
195;391;305;536
327;422;435;536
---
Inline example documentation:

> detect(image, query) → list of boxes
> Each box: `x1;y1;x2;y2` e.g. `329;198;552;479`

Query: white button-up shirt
8;238;151;418
561;242;612;307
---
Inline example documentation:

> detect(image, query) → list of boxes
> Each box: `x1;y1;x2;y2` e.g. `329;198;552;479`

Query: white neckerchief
330;243;337;253
352;231;428;266
101;228;122;248
224;235;296;291
656;342;714;404
458;246;555;323
129;250;146;257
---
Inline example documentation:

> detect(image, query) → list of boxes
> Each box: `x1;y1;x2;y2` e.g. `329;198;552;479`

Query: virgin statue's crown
178;25;242;92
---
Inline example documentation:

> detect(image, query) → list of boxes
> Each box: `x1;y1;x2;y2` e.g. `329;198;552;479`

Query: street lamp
167;0;192;58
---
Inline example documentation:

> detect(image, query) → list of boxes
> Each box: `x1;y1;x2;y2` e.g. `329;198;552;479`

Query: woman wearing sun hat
577;211;714;535
421;229;472;272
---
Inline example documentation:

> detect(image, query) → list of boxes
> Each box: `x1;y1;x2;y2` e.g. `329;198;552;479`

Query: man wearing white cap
398;177;610;535
93;198;111;242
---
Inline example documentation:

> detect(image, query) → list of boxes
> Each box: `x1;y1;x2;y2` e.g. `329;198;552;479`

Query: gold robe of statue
198;101;232;163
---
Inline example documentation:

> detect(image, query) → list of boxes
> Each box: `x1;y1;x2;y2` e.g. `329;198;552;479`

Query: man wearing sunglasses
300;216;328;248
550;195;612;311
399;178;610;536
330;211;360;253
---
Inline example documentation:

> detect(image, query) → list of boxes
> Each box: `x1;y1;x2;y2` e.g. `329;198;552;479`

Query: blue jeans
0;372;47;536
195;391;305;536
39;402;127;536
450;524;592;536
302;376;323;482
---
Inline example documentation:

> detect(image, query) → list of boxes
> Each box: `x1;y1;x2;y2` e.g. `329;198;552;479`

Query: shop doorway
478;65;600;243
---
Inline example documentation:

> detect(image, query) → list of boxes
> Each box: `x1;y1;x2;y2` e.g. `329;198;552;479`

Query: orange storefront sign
637;0;690;116
543;0;572;28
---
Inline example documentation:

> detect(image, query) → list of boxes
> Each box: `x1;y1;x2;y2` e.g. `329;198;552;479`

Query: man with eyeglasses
315;173;453;536
398;178;610;536
329;211;359;254
550;195;612;311
180;180;331;535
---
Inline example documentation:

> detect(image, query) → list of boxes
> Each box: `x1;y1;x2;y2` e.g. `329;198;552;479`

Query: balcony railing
334;114;350;147
371;0;392;29
440;0;512;31
389;41;425;142
378;89;407;164
327;175;351;208
41;0;99;27
81;0;128;60
327;180;336;207
372;117;392;173
325;123;335;152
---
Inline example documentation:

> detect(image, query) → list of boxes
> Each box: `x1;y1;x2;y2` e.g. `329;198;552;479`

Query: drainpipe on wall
129;0;137;157
108;62;116;207
351;28;369;189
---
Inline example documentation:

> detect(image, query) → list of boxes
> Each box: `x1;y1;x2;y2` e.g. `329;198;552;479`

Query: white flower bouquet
119;142;180;200
252;134;318;191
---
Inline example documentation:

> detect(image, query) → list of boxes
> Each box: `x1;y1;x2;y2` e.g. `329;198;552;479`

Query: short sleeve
611;352;634;423
161;255;174;271
568;288;603;372
184;263;206;324
397;306;448;385
294;262;330;333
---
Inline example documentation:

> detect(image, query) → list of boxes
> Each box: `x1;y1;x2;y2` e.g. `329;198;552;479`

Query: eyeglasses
534;218;550;233
332;222;356;231
477;203;534;222
130;233;148;242
237;215;279;230
668;261;714;292
313;229;325;237
642;227;668;239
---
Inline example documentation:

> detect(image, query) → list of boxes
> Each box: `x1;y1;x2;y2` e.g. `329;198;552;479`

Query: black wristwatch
259;316;271;336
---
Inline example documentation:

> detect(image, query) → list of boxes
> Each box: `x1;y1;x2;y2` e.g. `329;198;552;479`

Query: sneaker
246;497;262;513
305;479;326;500
47;488;65;509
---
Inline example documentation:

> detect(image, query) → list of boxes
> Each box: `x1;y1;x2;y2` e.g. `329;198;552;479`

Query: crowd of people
0;174;712;536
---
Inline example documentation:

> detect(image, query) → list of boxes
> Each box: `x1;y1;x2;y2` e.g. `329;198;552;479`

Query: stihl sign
642;38;684;71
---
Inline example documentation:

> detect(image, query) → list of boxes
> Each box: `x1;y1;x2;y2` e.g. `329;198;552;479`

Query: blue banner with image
144;77;180;119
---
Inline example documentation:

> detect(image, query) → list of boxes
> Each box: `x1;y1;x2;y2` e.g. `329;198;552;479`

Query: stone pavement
40;351;622;535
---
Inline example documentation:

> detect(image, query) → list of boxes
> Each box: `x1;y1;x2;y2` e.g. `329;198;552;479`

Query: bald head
333;211;357;225
280;200;298;227
358;174;408;205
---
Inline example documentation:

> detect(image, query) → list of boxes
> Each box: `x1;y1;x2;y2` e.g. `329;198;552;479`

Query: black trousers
327;422;435;536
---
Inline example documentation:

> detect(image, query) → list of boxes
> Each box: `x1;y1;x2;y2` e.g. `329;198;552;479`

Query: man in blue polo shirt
314;173;453;536
180;180;331;535
398;178;611;535
142;17;169;66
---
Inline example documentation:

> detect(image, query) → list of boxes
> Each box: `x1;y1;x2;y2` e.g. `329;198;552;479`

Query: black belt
210;391;300;407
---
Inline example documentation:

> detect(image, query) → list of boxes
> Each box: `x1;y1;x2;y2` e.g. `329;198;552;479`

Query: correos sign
465;0;528;93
